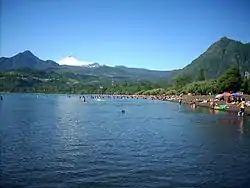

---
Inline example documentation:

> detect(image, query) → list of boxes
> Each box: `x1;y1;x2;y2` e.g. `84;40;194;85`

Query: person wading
238;98;246;116
179;98;182;105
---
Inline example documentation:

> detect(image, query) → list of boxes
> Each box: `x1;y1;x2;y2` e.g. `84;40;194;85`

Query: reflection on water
192;106;248;132
208;109;224;115
1;94;250;188
188;106;249;141
239;117;244;135
219;116;247;136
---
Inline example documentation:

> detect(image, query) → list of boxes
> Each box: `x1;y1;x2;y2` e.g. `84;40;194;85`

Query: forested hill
0;69;169;94
176;37;250;80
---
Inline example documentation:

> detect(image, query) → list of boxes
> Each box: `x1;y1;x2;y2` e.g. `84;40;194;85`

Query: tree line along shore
0;66;250;95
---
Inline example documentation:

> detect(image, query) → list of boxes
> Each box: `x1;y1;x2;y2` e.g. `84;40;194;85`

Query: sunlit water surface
1;94;250;188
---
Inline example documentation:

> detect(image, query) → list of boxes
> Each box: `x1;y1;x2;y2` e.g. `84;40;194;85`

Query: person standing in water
190;101;196;109
238;98;246;116
0;96;3;101
179;98;182;105
210;98;216;109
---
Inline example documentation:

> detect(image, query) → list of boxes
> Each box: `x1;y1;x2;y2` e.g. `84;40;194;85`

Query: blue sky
1;0;250;70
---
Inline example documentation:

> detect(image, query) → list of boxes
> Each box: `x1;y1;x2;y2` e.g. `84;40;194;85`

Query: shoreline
166;98;249;116
154;95;250;116
1;92;249;116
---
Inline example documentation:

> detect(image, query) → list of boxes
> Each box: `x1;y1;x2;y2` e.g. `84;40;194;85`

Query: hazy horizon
1;0;250;70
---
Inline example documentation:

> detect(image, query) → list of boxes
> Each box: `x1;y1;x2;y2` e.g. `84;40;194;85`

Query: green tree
241;78;250;94
174;74;192;88
184;80;218;95
217;67;242;92
198;68;205;81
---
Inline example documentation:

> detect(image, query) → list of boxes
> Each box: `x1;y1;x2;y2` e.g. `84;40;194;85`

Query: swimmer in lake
190;101;196;109
179;98;182;105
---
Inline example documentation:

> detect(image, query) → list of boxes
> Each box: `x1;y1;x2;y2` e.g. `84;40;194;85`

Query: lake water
1;94;250;188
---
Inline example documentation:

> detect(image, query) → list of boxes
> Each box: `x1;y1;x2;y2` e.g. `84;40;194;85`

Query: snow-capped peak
57;56;95;67
57;56;115;68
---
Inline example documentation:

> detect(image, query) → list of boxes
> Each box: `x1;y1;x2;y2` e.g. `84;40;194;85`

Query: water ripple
1;94;250;188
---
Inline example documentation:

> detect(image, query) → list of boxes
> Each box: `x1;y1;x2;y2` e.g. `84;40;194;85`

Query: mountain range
1;37;250;82
0;51;175;82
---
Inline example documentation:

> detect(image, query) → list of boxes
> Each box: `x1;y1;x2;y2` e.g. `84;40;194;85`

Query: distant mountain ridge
1;37;250;82
0;50;175;82
0;50;59;70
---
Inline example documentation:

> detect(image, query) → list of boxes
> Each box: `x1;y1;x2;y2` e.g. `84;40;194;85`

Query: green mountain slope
49;65;177;82
0;69;167;94
176;37;250;80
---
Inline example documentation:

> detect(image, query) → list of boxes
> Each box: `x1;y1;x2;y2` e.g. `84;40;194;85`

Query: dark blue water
1;94;250;188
